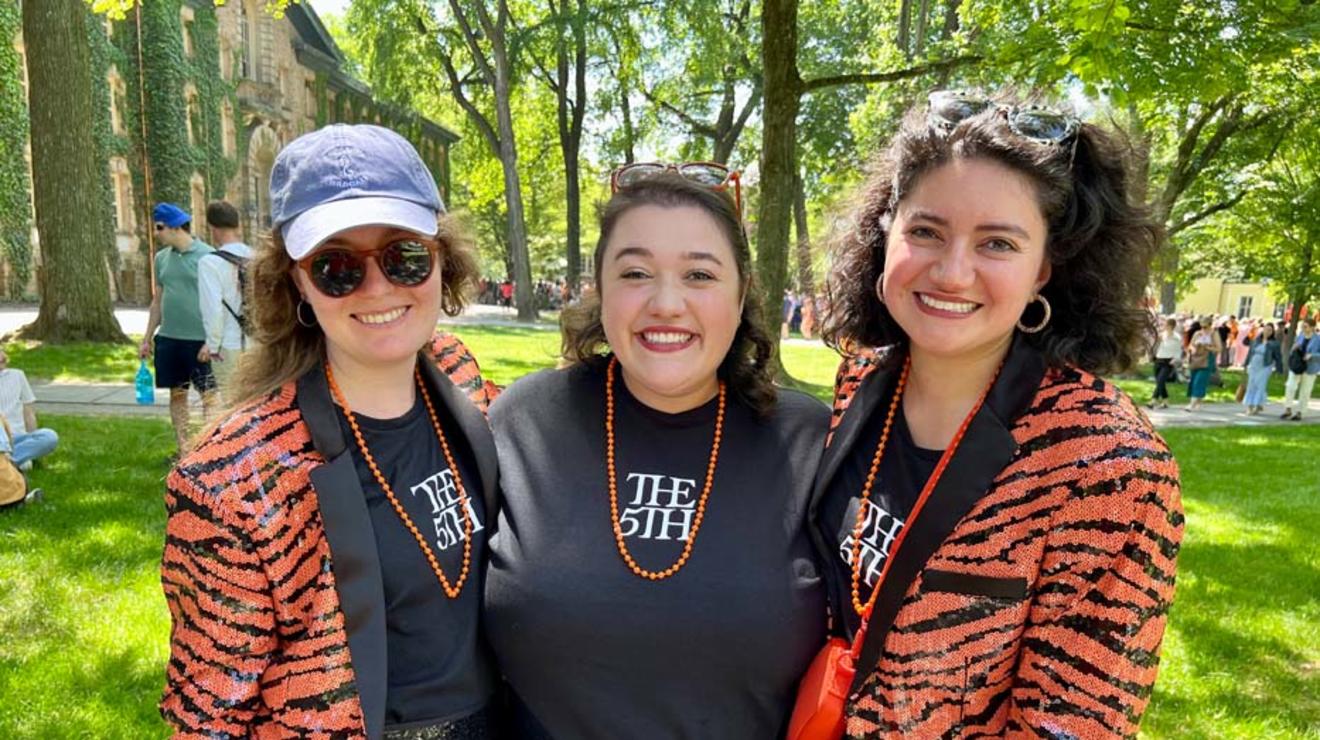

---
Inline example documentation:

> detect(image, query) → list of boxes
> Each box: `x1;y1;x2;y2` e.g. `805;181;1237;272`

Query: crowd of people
151;91;1189;740
474;277;583;312
1147;312;1318;418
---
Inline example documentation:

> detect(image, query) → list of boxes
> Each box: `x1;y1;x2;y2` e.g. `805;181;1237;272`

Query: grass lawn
2;339;143;384
8;326;1293;411
3;330;1318;737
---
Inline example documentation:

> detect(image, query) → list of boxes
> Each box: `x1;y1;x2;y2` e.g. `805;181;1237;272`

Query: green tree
527;0;588;291
20;0;125;341
0;1;32;299
350;0;538;320
1184;119;1320;348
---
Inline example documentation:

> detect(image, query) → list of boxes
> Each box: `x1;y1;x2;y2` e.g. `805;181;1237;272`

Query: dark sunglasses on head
610;161;743;216
296;238;440;298
927;90;1080;146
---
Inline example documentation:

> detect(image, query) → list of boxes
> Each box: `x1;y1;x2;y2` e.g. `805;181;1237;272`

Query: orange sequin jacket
812;339;1183;739
159;333;497;739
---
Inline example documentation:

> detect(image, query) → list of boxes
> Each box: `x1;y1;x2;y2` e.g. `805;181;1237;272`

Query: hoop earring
874;273;885;304
296;298;318;328
1017;294;1051;334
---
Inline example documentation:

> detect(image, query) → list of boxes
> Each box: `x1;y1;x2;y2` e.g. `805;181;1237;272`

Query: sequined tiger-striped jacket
160;333;498;739
811;339;1183;739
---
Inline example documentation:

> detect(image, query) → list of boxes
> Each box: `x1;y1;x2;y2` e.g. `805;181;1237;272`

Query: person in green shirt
139;202;217;456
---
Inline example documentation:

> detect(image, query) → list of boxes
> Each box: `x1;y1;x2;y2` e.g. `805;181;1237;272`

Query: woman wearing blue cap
159;124;502;738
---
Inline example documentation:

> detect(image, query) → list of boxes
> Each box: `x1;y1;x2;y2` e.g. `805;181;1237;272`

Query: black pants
1153;358;1175;400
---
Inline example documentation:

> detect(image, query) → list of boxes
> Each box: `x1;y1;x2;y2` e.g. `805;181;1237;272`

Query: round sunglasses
297;239;440;298
927;90;1079;145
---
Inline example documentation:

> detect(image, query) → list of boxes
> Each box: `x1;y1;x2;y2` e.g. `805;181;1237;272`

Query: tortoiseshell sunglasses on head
610;161;743;216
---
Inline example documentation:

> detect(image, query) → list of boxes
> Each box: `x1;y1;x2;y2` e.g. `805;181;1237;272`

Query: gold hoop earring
296;298;318;328
874;273;885;304
1017;294;1051;334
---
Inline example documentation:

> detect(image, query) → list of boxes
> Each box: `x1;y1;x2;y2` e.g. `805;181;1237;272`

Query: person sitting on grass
0;348;58;470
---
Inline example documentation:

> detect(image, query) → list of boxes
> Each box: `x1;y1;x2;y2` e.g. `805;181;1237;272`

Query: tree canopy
69;0;1320;350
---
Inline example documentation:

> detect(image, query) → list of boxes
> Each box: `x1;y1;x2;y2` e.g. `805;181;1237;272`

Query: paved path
30;379;1320;429
6;305;1318;427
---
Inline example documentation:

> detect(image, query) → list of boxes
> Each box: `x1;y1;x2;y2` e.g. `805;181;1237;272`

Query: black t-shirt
485;363;829;740
819;404;942;638
338;390;496;728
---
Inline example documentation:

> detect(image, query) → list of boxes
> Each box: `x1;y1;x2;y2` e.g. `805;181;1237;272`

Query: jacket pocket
921;569;1029;600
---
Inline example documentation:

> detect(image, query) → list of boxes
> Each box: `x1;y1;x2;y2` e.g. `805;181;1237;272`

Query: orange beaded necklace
848;355;997;619
326;363;474;599
605;356;726;581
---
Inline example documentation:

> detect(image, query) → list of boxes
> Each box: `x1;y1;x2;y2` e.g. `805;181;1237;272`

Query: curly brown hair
560;173;778;417
224;215;479;409
821;99;1162;375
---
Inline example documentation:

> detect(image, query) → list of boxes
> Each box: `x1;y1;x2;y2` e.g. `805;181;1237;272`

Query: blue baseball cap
270;124;444;260
153;202;191;229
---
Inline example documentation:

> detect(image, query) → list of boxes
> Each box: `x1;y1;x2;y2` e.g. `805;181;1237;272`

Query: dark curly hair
821;97;1162;375
224;214;479;409
561;173;778;417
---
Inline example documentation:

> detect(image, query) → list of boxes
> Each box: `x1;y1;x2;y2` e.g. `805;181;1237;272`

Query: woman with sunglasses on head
806;92;1183;739
484;167;829;738
160;125;502;738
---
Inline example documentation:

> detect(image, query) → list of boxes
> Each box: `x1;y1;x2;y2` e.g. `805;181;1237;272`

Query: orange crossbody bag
790;357;993;740
786;625;866;740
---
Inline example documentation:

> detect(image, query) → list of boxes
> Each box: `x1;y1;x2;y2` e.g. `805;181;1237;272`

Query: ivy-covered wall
2;0;450;303
108;0;237;298
0;1;32;298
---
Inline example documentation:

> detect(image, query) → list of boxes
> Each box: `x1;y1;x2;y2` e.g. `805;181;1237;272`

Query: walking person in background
197;200;253;392
1242;323;1283;415
1185;320;1214;411
1150;317;1181;409
1282;318;1319;420
140;202;217;457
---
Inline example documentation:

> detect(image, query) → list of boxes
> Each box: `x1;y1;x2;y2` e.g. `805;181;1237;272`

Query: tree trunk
17;0;125;342
488;10;536;321
559;0;586;293
793;171;812;296
757;0;801;380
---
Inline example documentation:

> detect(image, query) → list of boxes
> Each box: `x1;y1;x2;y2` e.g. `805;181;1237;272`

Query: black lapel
850;338;1047;691
295;367;387;740
418;355;500;518
808;359;899;630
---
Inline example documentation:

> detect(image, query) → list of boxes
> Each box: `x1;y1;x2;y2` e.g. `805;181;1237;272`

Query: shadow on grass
1142;426;1320;737
0;646;168;738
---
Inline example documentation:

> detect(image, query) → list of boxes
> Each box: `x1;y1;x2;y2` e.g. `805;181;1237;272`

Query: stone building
5;0;456;303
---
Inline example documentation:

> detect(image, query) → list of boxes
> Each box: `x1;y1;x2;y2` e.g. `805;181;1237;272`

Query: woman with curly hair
485;169;829;738
160;125;501;738
805;92;1183;739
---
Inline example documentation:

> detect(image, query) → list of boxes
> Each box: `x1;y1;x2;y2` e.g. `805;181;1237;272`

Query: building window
1238;296;1254;319
184;85;200;146
190;173;207;230
107;67;126;136
221;101;236;157
181;5;195;57
109;158;134;233
239;1;252;79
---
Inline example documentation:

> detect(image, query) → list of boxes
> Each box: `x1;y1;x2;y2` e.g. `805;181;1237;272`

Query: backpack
1288;342;1307;374
0;455;27;508
211;250;250;339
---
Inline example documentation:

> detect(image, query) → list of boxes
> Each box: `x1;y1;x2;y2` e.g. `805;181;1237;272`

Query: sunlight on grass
1;388;1317;737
